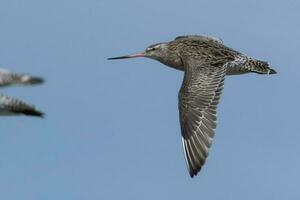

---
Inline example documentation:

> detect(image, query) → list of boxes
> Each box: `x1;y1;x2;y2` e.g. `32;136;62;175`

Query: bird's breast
159;57;184;71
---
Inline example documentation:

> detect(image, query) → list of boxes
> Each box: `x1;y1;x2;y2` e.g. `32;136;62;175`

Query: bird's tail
245;59;277;75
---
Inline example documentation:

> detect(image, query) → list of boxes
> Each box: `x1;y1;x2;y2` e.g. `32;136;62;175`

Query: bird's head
108;42;183;69
143;43;167;60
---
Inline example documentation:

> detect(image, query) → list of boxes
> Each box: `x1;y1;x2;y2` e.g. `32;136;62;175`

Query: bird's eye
147;47;155;52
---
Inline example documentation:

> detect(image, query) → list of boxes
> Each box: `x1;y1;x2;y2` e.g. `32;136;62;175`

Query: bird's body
146;35;275;75
108;35;276;177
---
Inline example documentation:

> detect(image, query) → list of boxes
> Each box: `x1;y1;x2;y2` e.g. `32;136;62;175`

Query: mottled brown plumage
108;35;277;177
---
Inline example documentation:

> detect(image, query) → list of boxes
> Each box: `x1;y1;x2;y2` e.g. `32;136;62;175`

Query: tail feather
227;57;277;76
246;59;277;75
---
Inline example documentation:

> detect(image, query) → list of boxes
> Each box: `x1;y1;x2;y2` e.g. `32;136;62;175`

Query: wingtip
189;168;200;178
23;109;45;118
269;68;277;74
39;112;45;118
36;111;45;118
28;77;45;85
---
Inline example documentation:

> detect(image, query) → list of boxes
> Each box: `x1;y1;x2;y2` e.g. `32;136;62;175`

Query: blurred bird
0;68;44;87
0;68;44;118
108;35;277;177
0;94;44;117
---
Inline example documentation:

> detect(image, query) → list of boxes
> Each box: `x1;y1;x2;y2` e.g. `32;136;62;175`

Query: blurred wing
179;59;226;177
0;94;44;117
0;68;44;87
0;69;15;87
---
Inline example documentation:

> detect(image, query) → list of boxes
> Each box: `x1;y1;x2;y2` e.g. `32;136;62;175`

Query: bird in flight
108;35;277;177
0;68;44;117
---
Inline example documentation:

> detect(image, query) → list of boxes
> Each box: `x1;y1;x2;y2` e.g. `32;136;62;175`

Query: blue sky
0;0;299;199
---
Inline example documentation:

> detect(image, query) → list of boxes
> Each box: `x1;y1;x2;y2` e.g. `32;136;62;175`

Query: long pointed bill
107;52;145;60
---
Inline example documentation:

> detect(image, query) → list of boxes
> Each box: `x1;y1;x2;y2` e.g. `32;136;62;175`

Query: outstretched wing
179;58;226;177
0;94;44;117
0;68;44;87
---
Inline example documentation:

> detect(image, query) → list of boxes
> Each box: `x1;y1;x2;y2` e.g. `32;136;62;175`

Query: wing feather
179;57;226;177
